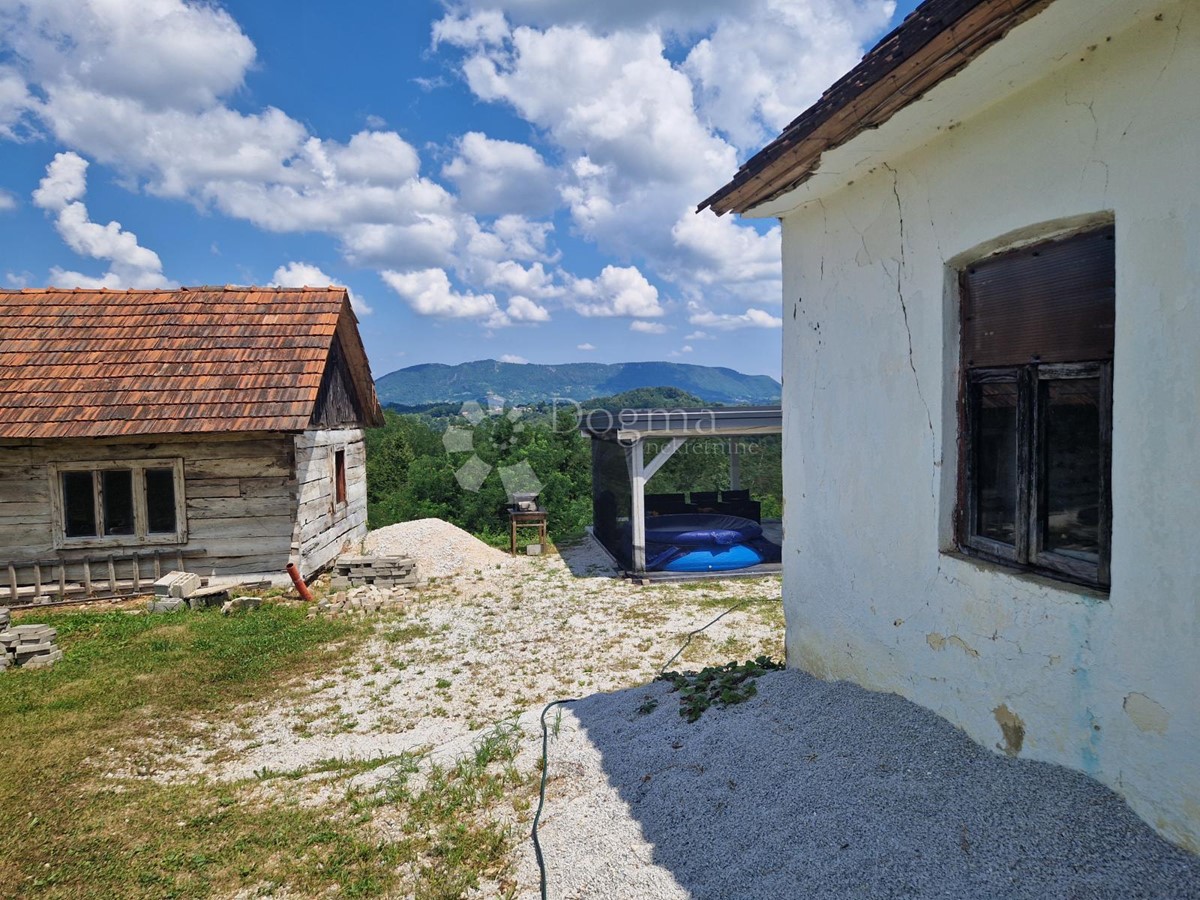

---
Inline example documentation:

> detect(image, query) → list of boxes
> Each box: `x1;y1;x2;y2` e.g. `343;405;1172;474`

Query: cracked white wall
775;1;1199;850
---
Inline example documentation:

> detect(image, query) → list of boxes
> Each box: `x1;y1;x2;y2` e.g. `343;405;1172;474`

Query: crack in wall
884;163;936;456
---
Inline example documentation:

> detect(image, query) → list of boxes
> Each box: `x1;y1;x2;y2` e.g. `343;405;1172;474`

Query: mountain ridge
375;359;781;407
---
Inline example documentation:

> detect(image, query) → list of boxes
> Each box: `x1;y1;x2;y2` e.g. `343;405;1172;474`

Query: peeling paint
994;704;1025;757
1124;693;1170;735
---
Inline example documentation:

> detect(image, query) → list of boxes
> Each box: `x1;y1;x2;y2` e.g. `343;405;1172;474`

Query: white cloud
0;189;16;211
381;267;508;326
443;131;558;216
435;0;731;33
0;66;31;137
630;320;667;334
433;10;510;48
1;0;256;111
505;294;550;322
683;2;894;149
271;261;372;315
685;330;711;340
32;151;170;289
688;305;783;330
498;353;529;364
576;342;596;351
569;265;663;318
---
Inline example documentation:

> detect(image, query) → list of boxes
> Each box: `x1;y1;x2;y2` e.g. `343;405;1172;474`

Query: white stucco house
701;0;1199;851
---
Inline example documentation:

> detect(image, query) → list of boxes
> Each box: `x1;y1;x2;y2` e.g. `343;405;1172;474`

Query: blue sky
0;0;919;380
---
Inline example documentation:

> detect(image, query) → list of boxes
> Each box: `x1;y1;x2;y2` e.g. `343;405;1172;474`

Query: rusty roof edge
697;0;1057;217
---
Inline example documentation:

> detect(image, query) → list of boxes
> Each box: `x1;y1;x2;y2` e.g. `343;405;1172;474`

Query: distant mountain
375;360;781;407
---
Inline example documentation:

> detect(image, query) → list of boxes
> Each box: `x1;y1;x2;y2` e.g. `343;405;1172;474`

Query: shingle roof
0;287;384;440
699;0;1057;216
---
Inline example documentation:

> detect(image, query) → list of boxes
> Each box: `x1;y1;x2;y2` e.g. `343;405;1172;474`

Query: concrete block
169;572;202;599
526;543;543;556
148;599;187;613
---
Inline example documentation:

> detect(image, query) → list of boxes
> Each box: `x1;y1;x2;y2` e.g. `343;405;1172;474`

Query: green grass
0;604;527;899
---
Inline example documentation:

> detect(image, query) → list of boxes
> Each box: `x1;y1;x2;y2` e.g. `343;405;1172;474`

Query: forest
364;387;783;547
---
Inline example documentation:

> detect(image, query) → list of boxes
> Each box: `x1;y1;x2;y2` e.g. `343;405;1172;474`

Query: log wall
0;433;298;590
292;428;368;577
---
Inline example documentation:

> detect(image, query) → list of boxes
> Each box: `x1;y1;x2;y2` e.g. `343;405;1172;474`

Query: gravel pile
527;670;1200;899
363;517;511;579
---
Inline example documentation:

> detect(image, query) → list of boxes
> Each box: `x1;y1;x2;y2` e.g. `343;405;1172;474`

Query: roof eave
698;0;1060;217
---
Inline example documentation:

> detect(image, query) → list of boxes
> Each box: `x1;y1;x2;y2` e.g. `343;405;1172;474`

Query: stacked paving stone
0;623;62;671
307;585;407;619
329;556;418;590
0;608;9;671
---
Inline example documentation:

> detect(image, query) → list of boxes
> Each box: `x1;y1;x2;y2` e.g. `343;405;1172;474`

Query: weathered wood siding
0;433;297;584
292;428;368;577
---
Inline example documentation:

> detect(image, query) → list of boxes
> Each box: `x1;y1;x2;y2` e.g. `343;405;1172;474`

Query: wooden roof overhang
698;0;1059;217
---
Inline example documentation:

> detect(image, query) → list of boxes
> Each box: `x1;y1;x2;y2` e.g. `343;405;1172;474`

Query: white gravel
133;520;1197;897
364;517;513;579
525;670;1200;899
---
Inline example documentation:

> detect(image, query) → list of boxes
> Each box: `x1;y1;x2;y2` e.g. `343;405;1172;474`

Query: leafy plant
659;656;784;723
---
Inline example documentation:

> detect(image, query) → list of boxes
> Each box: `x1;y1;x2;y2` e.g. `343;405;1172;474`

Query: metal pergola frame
579;407;783;574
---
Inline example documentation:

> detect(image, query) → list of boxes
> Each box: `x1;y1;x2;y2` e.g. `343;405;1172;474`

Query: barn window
958;226;1114;588
52;460;185;547
334;449;347;506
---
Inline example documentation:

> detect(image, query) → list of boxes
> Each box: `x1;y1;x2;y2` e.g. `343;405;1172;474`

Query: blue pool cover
642;514;776;572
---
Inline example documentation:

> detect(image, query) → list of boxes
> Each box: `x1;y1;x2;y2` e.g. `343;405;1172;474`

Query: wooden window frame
956;224;1114;591
960;362;1112;588
333;447;347;508
49;459;187;549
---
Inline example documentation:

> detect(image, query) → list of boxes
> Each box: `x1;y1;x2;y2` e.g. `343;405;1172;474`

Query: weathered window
959;226;1114;588
334;449;347;506
51;460;186;547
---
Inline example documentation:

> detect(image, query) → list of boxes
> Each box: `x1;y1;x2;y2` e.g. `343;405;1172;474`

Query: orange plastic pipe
286;562;314;602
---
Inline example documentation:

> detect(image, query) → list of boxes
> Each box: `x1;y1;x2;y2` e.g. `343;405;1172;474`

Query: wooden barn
0;287;384;602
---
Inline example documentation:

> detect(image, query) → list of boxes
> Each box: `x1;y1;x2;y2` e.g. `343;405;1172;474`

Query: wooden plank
186;456;292;479
83;557;92;595
7;564;16;603
184;478;241;499
186;496;294;518
107;556;116;592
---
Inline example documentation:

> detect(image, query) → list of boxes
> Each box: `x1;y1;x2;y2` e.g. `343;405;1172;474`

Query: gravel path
525;671;1200;899
138;520;1197;897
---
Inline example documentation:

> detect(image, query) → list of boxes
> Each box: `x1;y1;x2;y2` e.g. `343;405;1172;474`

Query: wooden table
509;509;548;556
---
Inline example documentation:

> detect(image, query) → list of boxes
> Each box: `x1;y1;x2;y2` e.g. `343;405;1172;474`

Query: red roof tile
0;287;384;439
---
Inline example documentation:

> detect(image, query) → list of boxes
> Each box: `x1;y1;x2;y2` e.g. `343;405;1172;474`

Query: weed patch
660;656;784;723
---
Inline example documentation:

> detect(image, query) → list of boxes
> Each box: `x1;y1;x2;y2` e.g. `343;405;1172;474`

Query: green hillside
375;360;781;407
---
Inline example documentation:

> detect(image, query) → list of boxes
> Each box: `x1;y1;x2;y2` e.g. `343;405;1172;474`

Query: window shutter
962;227;1115;367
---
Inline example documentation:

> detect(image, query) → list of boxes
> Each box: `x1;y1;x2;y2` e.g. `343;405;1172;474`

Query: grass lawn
0;603;527;899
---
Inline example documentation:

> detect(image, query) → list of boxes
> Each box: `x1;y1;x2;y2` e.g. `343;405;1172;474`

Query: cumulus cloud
505;294;550;322
683;1;894;149
498;353;529;364
271;261;372;315
32;151;170;289
0;189;17;211
443;131;558;216
432;9;510;47
381;267;509;327
630;320;667;334
569;265;663;318
688;305;783;330
576;342;596;351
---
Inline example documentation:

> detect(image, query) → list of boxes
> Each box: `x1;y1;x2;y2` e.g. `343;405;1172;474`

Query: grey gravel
533;670;1200;899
